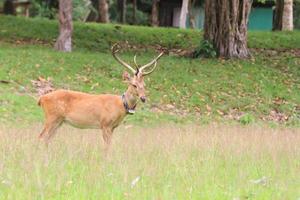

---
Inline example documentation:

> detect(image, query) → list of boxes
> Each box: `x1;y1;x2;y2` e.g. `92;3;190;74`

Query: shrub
192;40;217;58
239;113;255;125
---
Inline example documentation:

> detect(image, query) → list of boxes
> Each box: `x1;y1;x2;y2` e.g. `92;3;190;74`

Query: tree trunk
282;0;293;30
54;0;73;52
85;0;98;22
204;0;253;59
151;0;159;26
3;0;15;15
188;0;196;29
98;0;109;23
179;0;189;28
121;0;127;23
273;0;293;31
132;0;137;24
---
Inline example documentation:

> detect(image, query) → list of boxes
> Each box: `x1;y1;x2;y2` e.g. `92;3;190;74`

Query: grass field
0;124;299;200
0;42;299;126
0;16;299;199
0;16;299;126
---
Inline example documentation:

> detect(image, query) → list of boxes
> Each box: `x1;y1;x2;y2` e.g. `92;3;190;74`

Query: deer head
111;43;164;103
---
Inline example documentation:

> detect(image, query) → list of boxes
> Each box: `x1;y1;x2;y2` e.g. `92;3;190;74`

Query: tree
188;0;196;29
204;0;253;59
151;0;159;26
294;1;300;29
98;0;110;23
117;0;127;23
179;0;189;28
85;0;99;22
3;0;15;15
132;0;137;24
273;0;293;31
54;0;73;52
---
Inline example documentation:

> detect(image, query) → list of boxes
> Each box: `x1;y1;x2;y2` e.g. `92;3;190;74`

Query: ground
0;125;299;200
0;42;299;126
0;17;299;127
0;16;299;200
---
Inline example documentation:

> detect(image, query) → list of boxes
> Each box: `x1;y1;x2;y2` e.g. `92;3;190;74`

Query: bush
239;113;255;125
192;40;217;58
126;4;150;25
73;0;92;21
29;0;58;19
109;2;149;25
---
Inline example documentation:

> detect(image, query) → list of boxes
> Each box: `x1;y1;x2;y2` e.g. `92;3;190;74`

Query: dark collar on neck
122;94;136;115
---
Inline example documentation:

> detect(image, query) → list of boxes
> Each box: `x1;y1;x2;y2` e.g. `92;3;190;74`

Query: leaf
217;110;224;115
206;104;212;112
131;176;140;188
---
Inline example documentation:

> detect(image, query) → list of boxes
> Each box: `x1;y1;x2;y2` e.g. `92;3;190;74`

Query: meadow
0;16;300;200
0;42;299;126
1;17;300;126
0;124;299;200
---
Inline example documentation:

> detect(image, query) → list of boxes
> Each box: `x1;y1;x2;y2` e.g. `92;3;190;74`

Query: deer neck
123;89;138;111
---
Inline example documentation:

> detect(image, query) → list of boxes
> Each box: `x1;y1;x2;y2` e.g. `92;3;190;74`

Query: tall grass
0;125;299;199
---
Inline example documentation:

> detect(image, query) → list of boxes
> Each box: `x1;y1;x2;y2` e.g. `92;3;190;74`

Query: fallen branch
0;80;10;84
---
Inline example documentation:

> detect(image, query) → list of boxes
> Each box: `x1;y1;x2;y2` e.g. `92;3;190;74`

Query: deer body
38;44;164;150
38;88;140;146
39;90;127;129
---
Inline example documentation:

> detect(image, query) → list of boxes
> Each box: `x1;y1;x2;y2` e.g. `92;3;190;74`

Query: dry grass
0;124;299;200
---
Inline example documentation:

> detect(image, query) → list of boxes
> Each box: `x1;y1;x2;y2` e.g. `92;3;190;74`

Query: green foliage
27;0;152;23
192;40;217;58
139;0;152;10
125;4;150;25
72;0;91;21
294;1;300;29
29;0;91;21
29;0;57;19
239;113;256;125
109;2;149;25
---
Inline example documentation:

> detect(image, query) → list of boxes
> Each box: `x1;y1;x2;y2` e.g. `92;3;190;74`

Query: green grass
0;16;200;51
0;16;299;200
0;42;299;126
0;16;299;126
1;16;300;52
0;125;299;200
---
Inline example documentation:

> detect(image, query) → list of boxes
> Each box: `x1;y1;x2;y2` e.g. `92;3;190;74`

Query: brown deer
38;44;164;150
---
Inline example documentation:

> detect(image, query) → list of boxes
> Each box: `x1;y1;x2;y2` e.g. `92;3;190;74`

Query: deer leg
39;117;63;144
102;127;113;154
38;127;47;139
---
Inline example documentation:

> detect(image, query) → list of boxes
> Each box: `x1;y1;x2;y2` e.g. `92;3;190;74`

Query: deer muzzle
140;96;146;103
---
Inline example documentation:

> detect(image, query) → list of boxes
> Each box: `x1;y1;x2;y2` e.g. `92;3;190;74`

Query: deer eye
132;84;137;88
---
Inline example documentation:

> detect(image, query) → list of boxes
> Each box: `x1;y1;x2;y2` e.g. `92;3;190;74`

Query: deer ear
122;71;131;82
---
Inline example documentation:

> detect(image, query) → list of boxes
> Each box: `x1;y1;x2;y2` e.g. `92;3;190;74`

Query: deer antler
133;54;139;70
142;61;158;76
111;44;136;74
139;52;164;75
111;43;164;75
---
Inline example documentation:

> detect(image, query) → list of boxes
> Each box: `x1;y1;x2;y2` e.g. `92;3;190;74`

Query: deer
38;44;164;151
